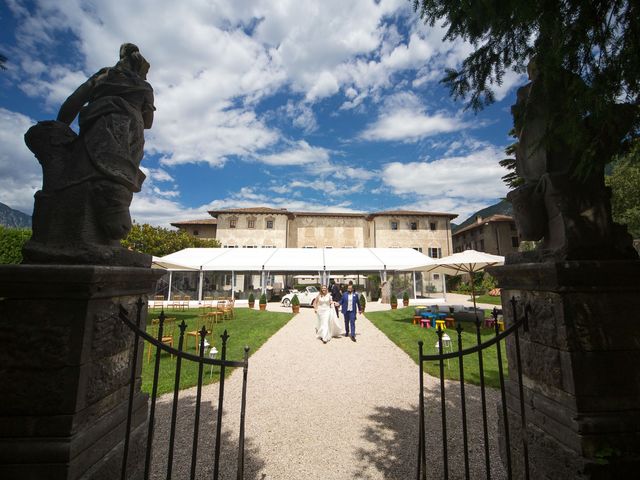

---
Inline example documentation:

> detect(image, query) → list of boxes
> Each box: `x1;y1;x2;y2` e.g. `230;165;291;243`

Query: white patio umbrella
404;250;504;320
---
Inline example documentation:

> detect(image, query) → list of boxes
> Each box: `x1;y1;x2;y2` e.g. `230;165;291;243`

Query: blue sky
0;0;522;226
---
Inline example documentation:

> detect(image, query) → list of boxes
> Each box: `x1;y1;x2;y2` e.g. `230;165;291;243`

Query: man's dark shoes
344;333;349;337
350;335;356;342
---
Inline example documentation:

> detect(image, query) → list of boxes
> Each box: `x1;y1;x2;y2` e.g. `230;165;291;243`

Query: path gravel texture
150;305;506;479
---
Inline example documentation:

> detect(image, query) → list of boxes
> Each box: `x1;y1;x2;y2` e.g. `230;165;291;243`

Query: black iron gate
417;298;531;480
118;299;250;480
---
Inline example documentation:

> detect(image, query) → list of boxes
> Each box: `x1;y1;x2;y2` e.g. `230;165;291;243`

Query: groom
340;282;362;342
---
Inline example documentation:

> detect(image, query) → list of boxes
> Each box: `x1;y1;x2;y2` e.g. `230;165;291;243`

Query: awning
154;247;437;272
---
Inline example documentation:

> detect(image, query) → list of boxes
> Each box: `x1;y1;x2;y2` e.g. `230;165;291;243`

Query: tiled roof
208;207;291;215
293;211;366;217
171;218;218;226
452;214;514;236
368;209;458;219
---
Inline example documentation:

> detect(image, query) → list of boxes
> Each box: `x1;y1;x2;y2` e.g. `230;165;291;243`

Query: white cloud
256;140;330;166
0;108;41;214
360;92;462;142
382;145;508;199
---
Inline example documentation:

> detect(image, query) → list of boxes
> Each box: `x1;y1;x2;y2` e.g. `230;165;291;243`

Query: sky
0;0;523;227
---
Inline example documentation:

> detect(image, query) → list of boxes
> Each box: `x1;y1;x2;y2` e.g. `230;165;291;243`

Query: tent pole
198;269;204;302
442;273;447;302
232;270;236;300
167;271;173;301
412;271;417;300
470;268;479;322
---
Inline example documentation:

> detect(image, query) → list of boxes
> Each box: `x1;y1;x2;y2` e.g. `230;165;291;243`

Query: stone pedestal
0;265;162;480
490;260;640;479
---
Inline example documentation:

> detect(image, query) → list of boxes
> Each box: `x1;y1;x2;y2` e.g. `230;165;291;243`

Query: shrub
390;293;397;305
248;293;255;303
291;294;300;306
0;227;31;264
402;291;409;301
359;294;366;309
259;293;267;305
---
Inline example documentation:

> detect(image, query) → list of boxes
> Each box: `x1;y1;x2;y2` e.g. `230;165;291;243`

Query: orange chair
147;317;176;363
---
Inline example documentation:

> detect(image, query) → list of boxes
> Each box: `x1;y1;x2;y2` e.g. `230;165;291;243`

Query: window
430;222;436;231
512;236;519;247
510;223;517;231
266;220;274;229
413;247;423;252
193;229;199;236
480;239;485;251
428;247;442;258
410;222;418;230
325;246;333;248
433;274;440;280
247;218;256;229
229;218;237;229
390;221;398;230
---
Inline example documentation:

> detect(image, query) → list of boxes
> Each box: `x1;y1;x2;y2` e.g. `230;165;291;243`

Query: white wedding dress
315;293;344;343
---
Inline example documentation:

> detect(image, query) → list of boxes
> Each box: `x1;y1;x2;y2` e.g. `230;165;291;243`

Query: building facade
452;214;519;255
172;207;457;257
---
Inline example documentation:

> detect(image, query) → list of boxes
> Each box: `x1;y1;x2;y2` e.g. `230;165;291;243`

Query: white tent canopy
157;247;436;272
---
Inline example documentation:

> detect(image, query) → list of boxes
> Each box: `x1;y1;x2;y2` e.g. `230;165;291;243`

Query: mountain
0;202;32;228
451;199;513;233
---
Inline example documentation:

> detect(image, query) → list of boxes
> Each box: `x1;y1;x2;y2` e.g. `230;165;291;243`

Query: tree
606;141;640;238
0;53;7;70
121;223;220;257
413;1;640;176
0;227;32;264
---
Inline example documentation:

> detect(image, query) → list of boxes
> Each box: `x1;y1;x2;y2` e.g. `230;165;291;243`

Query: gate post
0;265;162;479
490;261;640;479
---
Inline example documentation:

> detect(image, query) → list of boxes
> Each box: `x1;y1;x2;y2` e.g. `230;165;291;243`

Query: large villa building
172;207;458;258
452;213;520;256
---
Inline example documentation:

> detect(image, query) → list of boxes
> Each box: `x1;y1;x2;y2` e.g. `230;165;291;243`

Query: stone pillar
0;265;162;480
490;260;640;479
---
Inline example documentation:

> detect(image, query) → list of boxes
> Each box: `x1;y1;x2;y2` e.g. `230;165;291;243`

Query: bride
313;285;344;343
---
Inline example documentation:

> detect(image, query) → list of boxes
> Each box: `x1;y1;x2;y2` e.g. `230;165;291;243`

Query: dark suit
340;291;361;337
330;283;341;318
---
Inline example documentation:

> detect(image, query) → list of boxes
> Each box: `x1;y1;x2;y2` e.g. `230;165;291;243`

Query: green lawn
468;294;503;306
142;308;292;395
366;307;508;388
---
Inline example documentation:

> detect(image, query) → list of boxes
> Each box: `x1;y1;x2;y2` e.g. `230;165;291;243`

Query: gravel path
150;307;506;479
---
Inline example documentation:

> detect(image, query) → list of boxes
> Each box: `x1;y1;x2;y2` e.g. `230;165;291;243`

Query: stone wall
373;215;452;255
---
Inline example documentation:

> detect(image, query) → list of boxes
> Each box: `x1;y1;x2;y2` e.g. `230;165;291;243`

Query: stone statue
23;43;155;266
506;60;637;262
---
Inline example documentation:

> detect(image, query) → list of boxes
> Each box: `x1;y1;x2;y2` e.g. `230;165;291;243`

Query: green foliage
291;294;300;306
0;53;6;70
142;308;292;395
402;291;409;301
359;294;366;309
0;227;31;264
367;274;381;300
121;223;220;257
390;293;397;305
606;141;640;238
480;273;497;292
366;307;508;388
413;0;640;175
259;293;267;305
248;293;255;303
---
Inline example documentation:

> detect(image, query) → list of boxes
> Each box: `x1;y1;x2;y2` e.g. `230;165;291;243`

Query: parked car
281;286;319;307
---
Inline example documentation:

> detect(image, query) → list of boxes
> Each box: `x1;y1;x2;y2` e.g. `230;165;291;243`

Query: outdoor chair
150;295;164;311
169;295;182;311
187;315;216;354
200;296;214;312
147;317;176;363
